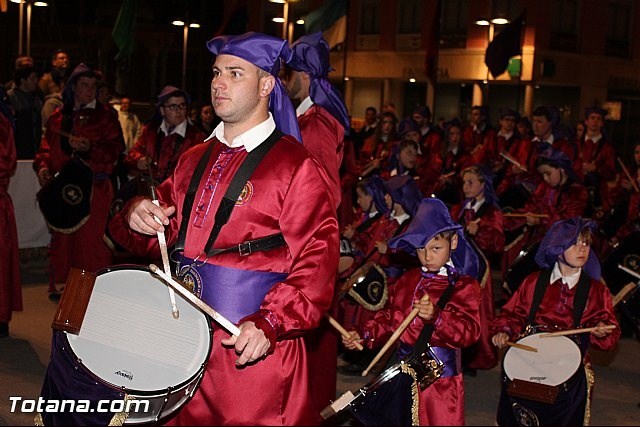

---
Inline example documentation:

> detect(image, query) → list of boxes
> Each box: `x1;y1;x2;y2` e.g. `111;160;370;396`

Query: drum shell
41;266;212;425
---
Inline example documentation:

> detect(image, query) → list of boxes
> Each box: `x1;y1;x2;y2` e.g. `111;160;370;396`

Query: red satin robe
579;137;616;182
34;104;123;284
462;124;496;159
298;104;344;210
0;114;22;323
489;271;620;352
362;270;481;426
502;180;588;279
124;121;205;182
496;137;542;197
297;103;345;419
450;202;504;369
109;135;339;426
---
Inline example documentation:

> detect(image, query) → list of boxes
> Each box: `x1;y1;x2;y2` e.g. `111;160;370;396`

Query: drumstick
361;293;430;377
506;341;538;352
617;157;640;193
50;128;73;139
503;213;549;219
500;151;528;172
618;264;640;281
612;282;639;307
149;186;179;319
149;264;241;337
539;324;616;338
325;313;364;351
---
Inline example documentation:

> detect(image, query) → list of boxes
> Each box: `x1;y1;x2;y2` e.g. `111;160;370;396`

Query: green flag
112;0;138;60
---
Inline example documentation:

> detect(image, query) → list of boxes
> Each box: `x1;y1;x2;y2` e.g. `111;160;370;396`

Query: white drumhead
503;332;581;386
66;267;211;392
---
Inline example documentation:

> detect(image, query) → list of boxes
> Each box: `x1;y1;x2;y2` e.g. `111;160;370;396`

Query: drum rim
502;332;581;386
63;265;213;397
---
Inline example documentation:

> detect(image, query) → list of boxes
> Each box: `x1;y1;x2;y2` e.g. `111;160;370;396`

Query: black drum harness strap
171;130;285;273
526;269;592;334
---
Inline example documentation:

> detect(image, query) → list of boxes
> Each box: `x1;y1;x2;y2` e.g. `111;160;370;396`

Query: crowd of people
0;29;636;426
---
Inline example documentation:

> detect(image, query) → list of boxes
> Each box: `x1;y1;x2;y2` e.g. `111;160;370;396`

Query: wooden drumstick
506;341;538;352
361;293;431;377
618;264;640;281
503;213;549;219
500;151;528;172
617;157;640;193
325;313;364;351
539;324;616;338
324;313;364;350
149;264;241;337
149;185;179;319
612;282;639;307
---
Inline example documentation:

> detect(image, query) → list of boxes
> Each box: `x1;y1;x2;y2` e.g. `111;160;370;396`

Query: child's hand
342;225;355;239
413;295;435;321
374;240;388;254
466;218;480;235
525;213;540;226
591;321;613;338
342;330;363;350
491;332;509;348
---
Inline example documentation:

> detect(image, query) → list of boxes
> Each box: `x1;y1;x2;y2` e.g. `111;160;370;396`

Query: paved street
1;255;639;426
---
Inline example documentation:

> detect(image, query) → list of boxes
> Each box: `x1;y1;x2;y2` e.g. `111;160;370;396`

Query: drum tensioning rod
149;264;241;337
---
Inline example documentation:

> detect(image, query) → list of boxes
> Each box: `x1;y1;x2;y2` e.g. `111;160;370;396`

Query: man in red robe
283;31;351;416
109;32;338;426
34;63;124;300
0;94;22;338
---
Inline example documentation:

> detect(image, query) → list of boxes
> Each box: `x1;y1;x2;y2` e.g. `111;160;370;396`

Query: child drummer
343;197;481;425
490;217;620;426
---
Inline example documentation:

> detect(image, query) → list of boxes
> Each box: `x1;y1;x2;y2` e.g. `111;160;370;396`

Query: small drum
503;333;581;386
44;266;212;425
342;262;388;311
37;156;93;233
322;346;443;426
338;237;355;274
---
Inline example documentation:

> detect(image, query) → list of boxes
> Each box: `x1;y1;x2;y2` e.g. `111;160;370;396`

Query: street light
10;0;48;56
172;19;200;90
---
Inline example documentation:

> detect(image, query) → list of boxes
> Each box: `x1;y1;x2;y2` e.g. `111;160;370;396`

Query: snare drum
503;333;581;386
42;266;212;425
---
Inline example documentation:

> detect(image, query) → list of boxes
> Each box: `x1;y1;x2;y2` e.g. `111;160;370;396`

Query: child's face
562;237;591;268
399;145;418;169
356;188;373;212
462;172;484;200
538;164;563;187
417;234;458;272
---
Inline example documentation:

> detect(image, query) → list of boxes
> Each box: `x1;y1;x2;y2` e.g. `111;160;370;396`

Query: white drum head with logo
503;332;581;386
66;267;211;392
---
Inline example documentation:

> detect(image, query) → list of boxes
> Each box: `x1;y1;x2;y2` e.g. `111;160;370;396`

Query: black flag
485;13;525;78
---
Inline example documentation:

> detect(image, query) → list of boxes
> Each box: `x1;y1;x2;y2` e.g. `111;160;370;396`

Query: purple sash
177;256;287;323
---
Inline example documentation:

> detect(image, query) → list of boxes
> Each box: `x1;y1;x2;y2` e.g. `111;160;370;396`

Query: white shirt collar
586;133;602;143
533;134;555;145
75;99;96;111
465;197;485;212
498;130;514;139
550;262;581;289
207;113;276;153
159;119;187;138
423;260;455;277
392;211;410;225
296;96;314;117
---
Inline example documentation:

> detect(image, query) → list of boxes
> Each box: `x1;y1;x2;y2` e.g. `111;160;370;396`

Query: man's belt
207;232;286;257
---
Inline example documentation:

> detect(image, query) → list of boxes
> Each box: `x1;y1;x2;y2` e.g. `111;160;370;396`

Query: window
397;0;423;34
359;0;380;35
440;0;469;49
606;1;632;58
550;0;579;52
